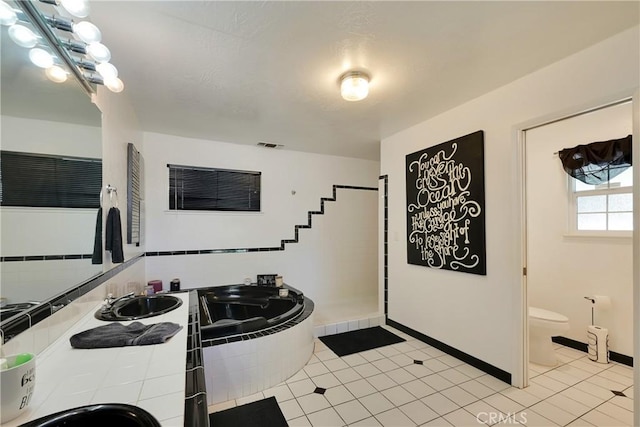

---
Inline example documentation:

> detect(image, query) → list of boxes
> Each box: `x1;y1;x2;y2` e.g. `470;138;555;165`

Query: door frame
512;89;639;398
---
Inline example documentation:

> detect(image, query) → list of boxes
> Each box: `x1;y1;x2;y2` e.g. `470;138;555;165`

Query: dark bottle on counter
170;278;181;291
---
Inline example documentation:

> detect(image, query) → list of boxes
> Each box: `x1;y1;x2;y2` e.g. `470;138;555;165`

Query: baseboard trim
552;336;633;367
386;318;512;385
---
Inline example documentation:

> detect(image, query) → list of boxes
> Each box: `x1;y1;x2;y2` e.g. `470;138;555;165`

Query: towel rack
100;185;119;208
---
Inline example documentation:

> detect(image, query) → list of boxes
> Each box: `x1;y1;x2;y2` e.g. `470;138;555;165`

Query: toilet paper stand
584;296;610;364
583;296;596;325
583;295;612;325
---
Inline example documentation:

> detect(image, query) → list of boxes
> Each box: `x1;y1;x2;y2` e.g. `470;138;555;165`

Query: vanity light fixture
39;0;90;18
0;0;123;93
45;64;67;82
28;47;54;67
7;23;38;47
340;71;370;102
0;0;17;25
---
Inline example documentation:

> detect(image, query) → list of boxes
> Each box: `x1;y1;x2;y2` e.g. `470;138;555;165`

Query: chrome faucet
103;292;135;311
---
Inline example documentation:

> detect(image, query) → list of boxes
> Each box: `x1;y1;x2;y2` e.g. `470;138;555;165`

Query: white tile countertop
4;292;190;427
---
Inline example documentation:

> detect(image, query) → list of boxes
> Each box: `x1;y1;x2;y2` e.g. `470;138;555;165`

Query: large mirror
0;13;103;320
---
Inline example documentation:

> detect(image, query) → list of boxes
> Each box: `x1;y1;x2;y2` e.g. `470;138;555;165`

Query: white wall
143;133;380;321
95;88;145;266
380;26;639;376
2;260;101;305
526;102;633;356
0;115;101;157
142;132;379;250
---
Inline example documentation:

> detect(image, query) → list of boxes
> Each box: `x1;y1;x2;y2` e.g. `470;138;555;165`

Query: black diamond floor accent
314;387;326;395
611;390;626;397
414;360;424;365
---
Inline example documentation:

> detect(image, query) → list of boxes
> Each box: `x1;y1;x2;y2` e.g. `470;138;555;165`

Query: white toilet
529;307;570;366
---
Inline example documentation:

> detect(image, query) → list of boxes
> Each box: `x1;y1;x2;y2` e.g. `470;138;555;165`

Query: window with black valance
558;135;632;185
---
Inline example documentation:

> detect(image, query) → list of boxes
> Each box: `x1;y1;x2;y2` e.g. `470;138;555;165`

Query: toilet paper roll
591;295;612;310
587;325;609;364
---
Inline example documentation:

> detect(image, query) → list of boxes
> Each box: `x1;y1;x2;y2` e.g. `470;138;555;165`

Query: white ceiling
88;1;639;161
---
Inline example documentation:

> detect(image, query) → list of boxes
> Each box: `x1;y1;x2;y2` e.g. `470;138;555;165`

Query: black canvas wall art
406;130;486;275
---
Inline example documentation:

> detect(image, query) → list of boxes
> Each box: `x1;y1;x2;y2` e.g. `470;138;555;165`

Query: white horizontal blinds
168;164;261;212
0;151;101;208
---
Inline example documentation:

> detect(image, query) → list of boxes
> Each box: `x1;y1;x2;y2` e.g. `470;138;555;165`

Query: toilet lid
529;307;568;323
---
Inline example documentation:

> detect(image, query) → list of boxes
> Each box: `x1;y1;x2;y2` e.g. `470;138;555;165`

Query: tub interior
197;284;304;339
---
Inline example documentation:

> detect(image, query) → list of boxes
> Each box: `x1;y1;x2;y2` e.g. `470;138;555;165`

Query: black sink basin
18;403;161;427
95;295;183;321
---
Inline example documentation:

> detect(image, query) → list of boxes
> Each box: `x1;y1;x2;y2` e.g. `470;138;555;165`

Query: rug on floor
319;326;406;357
208;396;288;427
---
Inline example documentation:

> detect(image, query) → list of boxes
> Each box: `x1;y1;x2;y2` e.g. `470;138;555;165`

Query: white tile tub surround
314;315;385;338
204;311;315;405
2;292;190;427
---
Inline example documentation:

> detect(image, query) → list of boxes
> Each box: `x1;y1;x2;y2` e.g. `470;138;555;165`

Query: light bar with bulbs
1;0;123;94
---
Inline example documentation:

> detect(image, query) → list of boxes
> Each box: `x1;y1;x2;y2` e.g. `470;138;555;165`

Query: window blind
168;164;261;212
0;151;101;208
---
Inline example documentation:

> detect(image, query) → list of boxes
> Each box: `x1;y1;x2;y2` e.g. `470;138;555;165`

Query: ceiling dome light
96;62;117;80
8;24;38;48
29;48;54;68
45;65;68;83
60;0;90;18
105;77;124;93
0;1;17;26
340;71;370;102
73;21;101;44
87;42;111;63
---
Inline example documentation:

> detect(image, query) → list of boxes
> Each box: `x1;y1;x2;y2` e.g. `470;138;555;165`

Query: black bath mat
319;326;405;357
209;396;287;427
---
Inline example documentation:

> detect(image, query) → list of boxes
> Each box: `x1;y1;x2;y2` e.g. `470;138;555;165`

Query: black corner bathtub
198;284;305;340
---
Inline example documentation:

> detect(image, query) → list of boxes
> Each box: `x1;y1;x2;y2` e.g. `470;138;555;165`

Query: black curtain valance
558;135;632;185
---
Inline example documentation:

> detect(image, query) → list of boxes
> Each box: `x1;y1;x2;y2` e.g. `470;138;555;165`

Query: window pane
168;165;260;212
577;213;606;230
608;193;633;212
608;213;633;231
574;178;596;192
576;195;606;213
609;167;633;188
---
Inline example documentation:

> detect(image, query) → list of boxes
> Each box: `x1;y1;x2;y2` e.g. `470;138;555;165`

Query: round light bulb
87;42;111;63
105;77;124;93
8;24;38;48
73;21;101;44
340;72;370;102
96;62;117;80
60;0;90;18
45;65;68;83
29;48;54;68
0;1;17;26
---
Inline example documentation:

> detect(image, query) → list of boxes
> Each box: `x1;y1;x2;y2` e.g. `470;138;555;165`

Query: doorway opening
519;99;634;422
